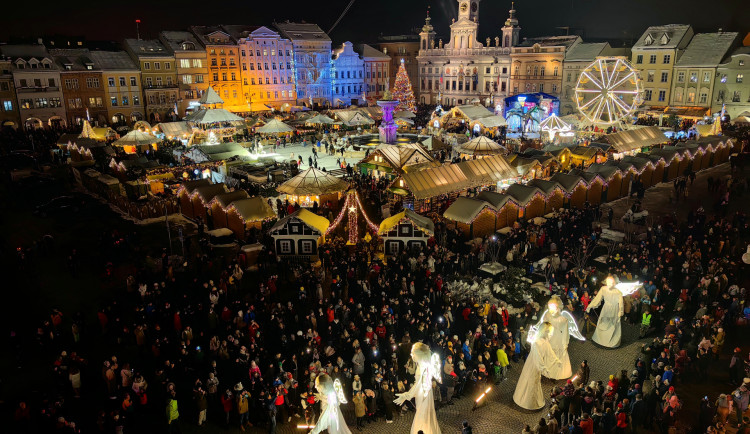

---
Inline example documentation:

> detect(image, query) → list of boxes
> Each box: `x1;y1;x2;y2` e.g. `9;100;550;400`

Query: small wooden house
585;164;622;201
527;179;565;212
378;209;435;255
358;143;436;179
569;146;605;169
226;197;276;240
210;190;250;230
506;184;546;220
551;173;587;209
269;209;330;257
178;179;211;218
191;184;229;223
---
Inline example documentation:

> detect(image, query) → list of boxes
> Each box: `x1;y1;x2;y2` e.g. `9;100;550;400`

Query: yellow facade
510;36;581;98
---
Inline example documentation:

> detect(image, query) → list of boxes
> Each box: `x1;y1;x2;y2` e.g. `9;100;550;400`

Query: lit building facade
189;26;244;111
123;39;178;123
275;22;332;107
631;25;694;110
669;32;738;113
0;44;66;129
378;36;421;100
713;47;750;118
510;35;581;99
560;42;612;115
357;44;390;103
416;1;519;107
49;49;108;126
159;31;209;116
228;25;296;110
88;51;144;126
0;58;21;129
331;41;364;107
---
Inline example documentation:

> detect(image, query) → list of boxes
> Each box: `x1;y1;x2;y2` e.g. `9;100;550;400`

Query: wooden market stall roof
212;190;249;208
276;167;350;196
228;197;275;222
378;208;435;235
400;155;517;200
193;184;228;203
181;179;211;195
365;143;435;172
269;208;330;234
443;196;495;224
604;126;667;153
457;136;506;156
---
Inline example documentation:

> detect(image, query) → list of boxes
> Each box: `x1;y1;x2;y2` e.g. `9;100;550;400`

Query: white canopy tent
257;119;294;134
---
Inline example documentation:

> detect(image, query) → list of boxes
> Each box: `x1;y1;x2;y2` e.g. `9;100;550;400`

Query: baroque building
416;1;520;107
331;41;364;107
275;22;332;107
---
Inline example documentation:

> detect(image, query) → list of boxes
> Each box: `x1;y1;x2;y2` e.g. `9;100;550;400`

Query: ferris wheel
575;57;643;125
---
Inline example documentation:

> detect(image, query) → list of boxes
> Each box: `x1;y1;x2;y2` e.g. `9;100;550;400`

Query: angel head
411;342;432;365
605;275;616;289
547;295;563;315
539;322;554;340
315;373;333;395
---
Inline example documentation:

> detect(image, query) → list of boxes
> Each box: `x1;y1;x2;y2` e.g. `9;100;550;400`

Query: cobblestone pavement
203;324;646;434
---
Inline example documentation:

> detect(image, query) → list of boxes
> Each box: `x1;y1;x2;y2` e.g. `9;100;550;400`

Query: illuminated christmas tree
392;59;417;113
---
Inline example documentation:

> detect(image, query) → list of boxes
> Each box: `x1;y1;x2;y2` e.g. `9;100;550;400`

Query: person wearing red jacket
616;407;629;433
579;413;594;434
220;390;233;427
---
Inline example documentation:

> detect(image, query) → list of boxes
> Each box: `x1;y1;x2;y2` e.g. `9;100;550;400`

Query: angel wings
420;353;443;397
527;309;586;344
615;281;643;296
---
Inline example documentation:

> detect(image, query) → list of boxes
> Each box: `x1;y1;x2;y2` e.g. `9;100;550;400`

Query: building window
220;58;226;66
677;71;685;82
553;66;558;77
86;77;99;88
660;72;668;83
636;54;643;64
737;74;744;83
687;90;695;103
144;62;150;70
165;62;171;70
647;71;654;82
211;58;218;67
3;100;12;111
658;90;666;102
699;92;707;104
229;58;235;66
690;72;697;83
122;96;129;106
552;84;557;92
732;91;741;102
133;95;140;105
130;77;137;86
20;99;32;109
180;59;190;68
540;66;545;77
649;55;656;64
702;72;710;83
50;97;61;107
539;84;544;92
663;54;671;64
154;62;161;70
720;74;727;83
182;75;192;84
108;77;115;87
110;96;117;106
566;72;572;82
644;89;652;100
674;88;683;102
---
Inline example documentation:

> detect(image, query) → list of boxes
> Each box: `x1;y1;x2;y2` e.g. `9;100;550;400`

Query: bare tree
568;236;595;287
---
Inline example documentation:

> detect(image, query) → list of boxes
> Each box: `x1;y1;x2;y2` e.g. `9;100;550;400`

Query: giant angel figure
393;342;442;434
528;295;586;379
513;322;562;410
586;275;641;348
310;374;351;434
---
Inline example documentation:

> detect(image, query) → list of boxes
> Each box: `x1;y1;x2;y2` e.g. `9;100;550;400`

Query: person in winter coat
579;413;594;434
353;390;367;430
166;392;180;433
220;390;233;427
381;383;396;423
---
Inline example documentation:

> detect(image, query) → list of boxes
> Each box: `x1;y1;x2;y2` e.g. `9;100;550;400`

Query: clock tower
458;0;480;23
450;0;480;49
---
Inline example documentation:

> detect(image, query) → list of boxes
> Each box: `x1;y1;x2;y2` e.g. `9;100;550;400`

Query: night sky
2;0;748;46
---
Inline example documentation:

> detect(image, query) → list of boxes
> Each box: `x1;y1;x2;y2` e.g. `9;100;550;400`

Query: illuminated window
737;74;744;83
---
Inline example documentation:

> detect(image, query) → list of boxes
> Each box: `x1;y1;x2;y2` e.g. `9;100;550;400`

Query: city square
0;1;749;434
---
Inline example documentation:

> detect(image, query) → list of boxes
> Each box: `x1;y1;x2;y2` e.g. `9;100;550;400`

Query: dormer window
660;33;670;45
644;34;654;45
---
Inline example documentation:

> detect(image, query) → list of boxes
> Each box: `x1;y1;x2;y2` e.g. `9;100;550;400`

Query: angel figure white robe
394;362;441;434
310;385;351;434
545;311;573;379
587;285;624;348
513;335;562;410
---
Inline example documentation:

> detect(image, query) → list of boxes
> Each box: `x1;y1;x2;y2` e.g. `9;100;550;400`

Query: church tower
450;0;480;49
419;9;436;51
502;2;521;48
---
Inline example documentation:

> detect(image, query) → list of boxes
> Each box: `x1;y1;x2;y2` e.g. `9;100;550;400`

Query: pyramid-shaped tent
276;167;350;196
199;86;224;106
539;113;572;139
257;119;294;134
113;129;159;147
305;114;336;125
457;136;506;156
